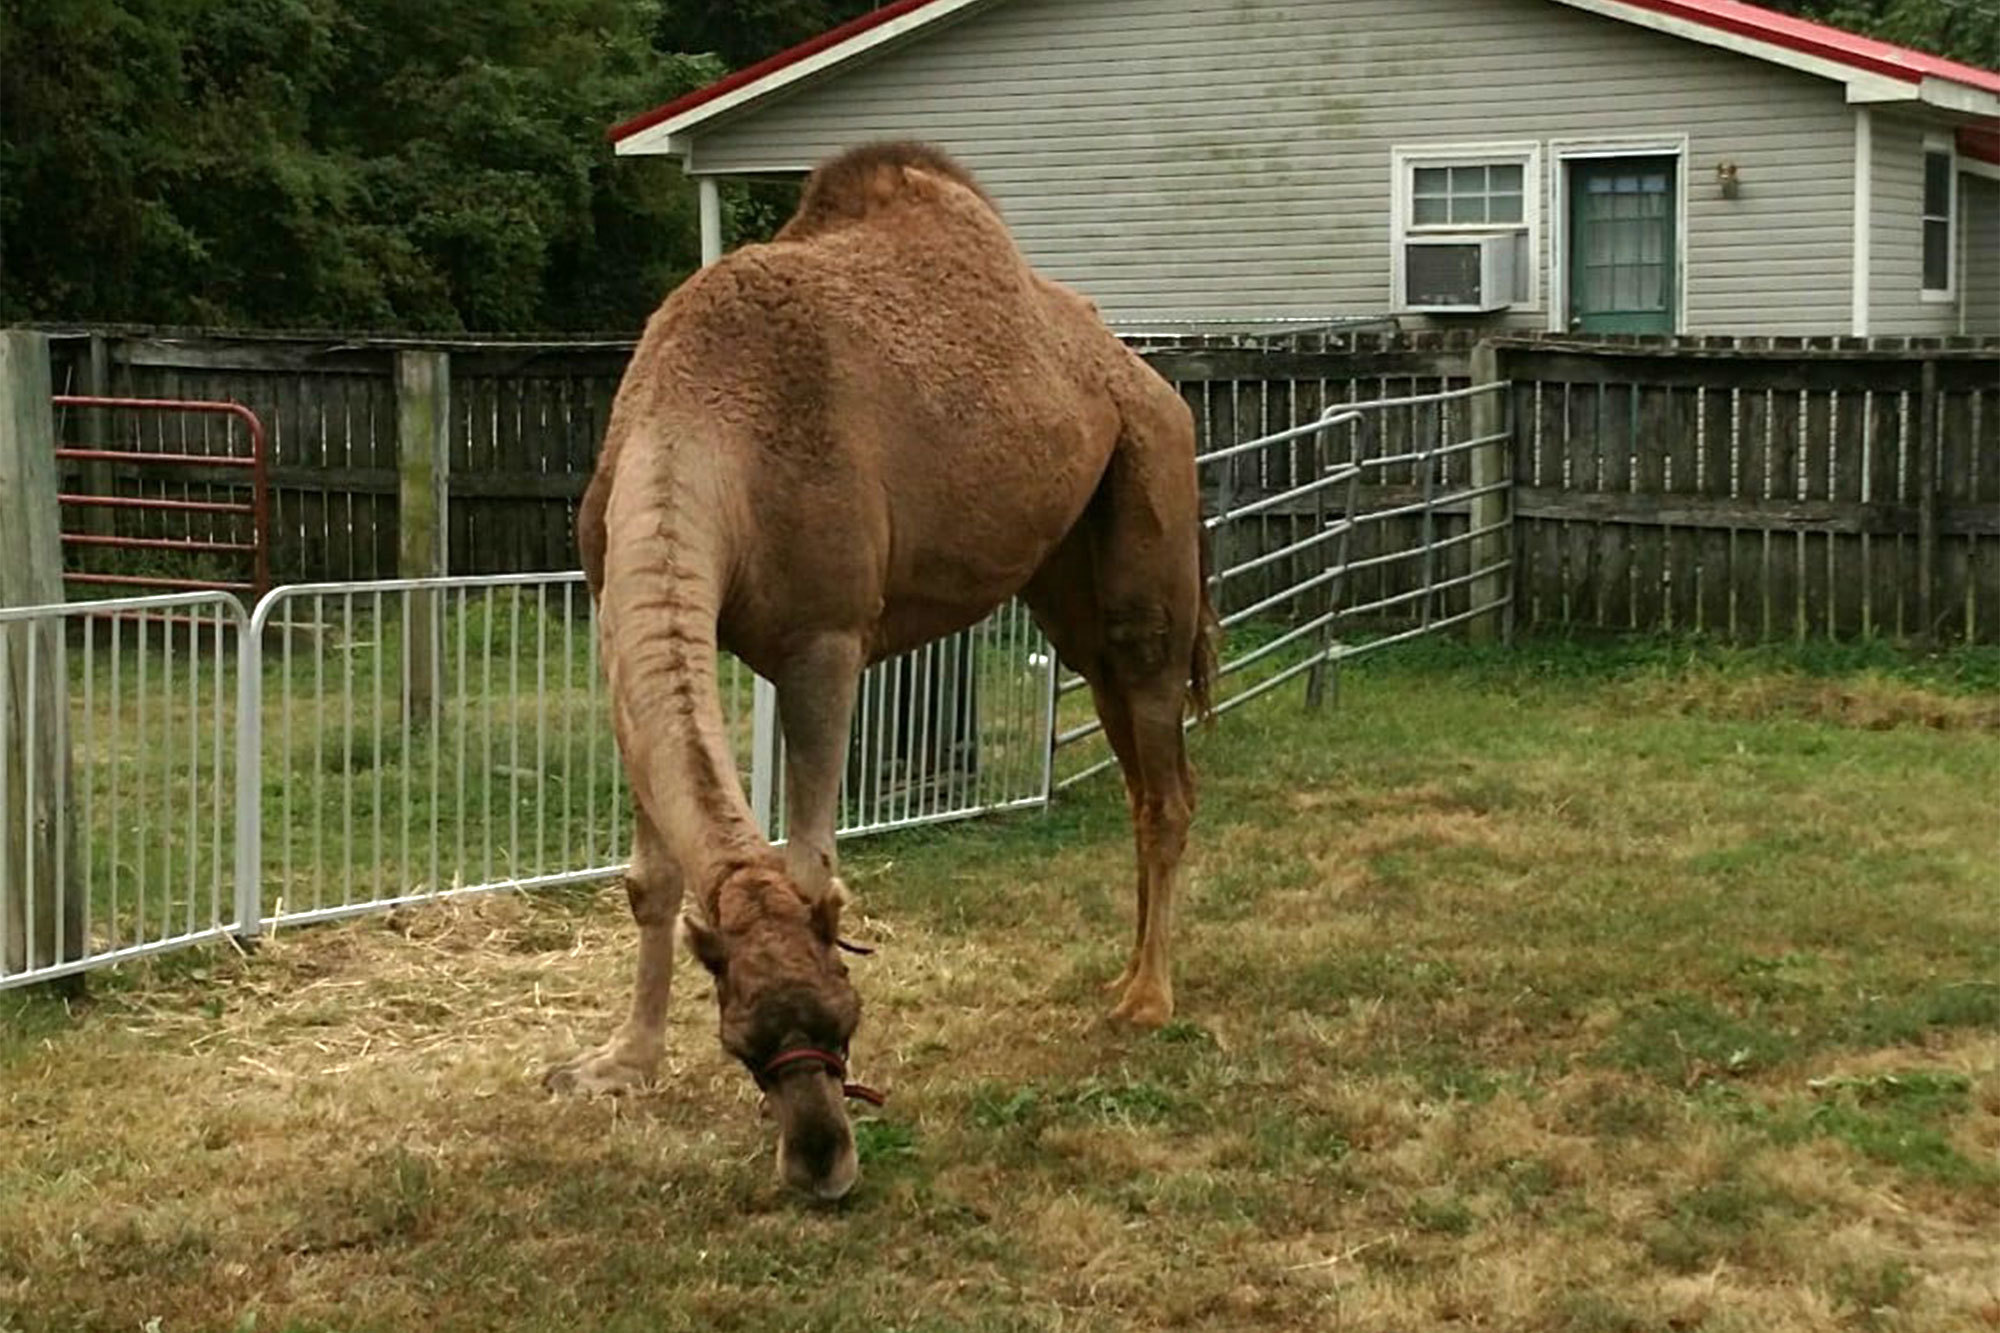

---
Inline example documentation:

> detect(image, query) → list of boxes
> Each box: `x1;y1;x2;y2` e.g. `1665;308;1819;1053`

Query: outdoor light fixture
1716;161;1741;199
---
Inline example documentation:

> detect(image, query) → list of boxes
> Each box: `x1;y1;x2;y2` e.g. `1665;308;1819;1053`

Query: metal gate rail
52;395;271;599
1055;382;1513;788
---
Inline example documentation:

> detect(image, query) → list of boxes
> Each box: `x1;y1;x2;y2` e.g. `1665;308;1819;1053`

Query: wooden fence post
0;330;84;977
397;350;450;722
1467;341;1512;644
1915;357;1939;647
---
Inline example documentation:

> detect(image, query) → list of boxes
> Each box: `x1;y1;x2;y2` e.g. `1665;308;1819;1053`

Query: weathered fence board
1495;340;1999;645
1;332;84;975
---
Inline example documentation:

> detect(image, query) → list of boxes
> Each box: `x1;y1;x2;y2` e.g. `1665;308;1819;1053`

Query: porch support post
698;178;724;267
1852;107;1873;337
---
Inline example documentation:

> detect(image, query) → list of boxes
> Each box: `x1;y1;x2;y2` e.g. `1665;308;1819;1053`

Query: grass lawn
3;634;1998;1332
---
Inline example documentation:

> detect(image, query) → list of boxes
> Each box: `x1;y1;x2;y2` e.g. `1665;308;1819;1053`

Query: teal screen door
1569;158;1677;334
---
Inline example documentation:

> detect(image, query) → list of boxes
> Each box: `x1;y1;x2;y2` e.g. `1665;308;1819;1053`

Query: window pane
1584;262;1614;311
1407;156;1532;231
1924;218;1951;290
1924;152;1952;217
1615;263;1642;311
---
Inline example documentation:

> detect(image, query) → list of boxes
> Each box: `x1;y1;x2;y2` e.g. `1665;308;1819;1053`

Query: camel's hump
778;140;1002;240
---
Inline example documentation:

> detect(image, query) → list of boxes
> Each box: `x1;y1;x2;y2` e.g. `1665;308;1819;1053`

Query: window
1391;144;1541;310
1412;164;1525;227
1922;140;1954;298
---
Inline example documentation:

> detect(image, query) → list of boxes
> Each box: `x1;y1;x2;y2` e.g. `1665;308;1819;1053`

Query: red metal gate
52;396;271;599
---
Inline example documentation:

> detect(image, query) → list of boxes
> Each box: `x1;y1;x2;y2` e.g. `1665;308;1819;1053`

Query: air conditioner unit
1400;234;1518;313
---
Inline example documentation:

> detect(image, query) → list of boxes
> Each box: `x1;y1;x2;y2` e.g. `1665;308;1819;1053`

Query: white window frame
1547;136;1691;336
1921;133;1957;303
1390;142;1542;312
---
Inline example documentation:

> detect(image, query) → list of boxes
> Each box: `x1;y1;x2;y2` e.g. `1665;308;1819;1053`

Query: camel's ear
681;913;728;977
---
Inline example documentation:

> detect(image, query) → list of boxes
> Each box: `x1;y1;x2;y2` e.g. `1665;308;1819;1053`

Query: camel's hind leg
1025;479;1204;1027
1079;679;1146;995
543;809;683;1095
1095;666;1196;1028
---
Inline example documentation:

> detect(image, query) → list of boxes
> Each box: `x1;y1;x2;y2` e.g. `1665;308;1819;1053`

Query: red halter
761;1047;887;1107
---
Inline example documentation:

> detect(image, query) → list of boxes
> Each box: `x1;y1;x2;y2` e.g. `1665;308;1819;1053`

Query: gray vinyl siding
686;0;1858;334
1965;175;2000;334
1869;111;1962;336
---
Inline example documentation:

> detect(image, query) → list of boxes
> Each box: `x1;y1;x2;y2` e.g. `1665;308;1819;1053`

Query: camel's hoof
542;1046;655;1098
1109;987;1173;1030
1102;965;1138;995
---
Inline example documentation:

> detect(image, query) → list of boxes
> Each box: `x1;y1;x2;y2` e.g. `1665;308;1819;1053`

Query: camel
545;141;1216;1201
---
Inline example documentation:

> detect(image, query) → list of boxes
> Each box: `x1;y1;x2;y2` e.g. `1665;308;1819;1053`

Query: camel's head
683;890;862;1202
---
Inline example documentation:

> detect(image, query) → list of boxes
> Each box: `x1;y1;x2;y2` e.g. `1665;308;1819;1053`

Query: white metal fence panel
243;574;1055;934
243;573;737;931
1;592;248;990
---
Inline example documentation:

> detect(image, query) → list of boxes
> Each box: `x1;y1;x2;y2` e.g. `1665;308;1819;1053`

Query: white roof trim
1548;0;1993;112
1919;76;2000;117
613;0;993;157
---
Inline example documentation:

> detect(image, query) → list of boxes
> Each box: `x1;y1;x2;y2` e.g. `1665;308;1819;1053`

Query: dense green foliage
0;0;729;331
1765;0;2000;71
654;0;880;68
0;0;1990;332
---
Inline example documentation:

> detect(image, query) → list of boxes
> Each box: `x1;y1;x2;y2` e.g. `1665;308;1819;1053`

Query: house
608;0;2000;338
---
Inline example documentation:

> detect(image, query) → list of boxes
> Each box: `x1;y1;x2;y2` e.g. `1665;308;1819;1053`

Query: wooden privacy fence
1496;340;2000;645
34;327;2000;645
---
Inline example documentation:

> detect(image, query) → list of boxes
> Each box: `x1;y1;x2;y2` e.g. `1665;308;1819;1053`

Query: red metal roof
606;0;953;144
1611;0;2000;95
607;0;2000;146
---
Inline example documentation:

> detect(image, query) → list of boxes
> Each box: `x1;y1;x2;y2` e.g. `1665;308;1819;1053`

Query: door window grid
1579;171;1671;314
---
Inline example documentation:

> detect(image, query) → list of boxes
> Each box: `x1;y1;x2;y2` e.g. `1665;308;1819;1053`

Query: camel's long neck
598;471;772;908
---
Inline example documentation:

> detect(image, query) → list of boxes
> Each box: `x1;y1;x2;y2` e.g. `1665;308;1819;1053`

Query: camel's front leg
544;813;681;1095
775;634;866;906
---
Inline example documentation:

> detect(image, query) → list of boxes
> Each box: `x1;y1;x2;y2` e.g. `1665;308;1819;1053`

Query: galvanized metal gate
1055;381;1512;787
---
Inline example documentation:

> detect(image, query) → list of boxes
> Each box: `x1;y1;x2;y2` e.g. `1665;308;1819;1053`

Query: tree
0;0;726;331
1760;0;2000;70
652;0;884;68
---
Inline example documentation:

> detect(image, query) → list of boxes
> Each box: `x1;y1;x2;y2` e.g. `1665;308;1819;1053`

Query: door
1568;157;1677;335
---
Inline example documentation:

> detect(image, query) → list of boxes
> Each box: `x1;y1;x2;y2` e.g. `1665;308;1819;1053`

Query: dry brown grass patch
1626;669;2000;732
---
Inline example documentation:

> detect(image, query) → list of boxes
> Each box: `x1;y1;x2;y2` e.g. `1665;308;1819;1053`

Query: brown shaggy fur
777;140;1002;239
548;140;1214;1199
